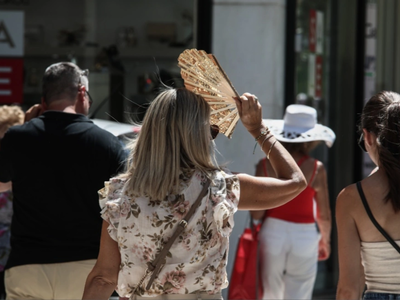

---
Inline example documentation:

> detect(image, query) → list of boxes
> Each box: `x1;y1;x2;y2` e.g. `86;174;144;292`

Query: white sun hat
264;104;336;148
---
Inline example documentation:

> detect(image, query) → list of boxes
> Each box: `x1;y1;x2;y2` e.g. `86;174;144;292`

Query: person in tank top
336;91;400;300
250;104;336;299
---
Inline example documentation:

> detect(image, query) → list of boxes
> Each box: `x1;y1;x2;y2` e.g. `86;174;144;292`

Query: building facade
0;0;397;297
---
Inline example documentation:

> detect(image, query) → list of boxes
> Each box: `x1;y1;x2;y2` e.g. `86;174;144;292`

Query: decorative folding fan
178;49;240;139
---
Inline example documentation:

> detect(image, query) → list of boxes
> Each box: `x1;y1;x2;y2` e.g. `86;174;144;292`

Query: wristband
267;140;278;159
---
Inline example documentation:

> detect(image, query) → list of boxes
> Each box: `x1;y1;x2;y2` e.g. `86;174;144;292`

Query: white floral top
99;169;240;298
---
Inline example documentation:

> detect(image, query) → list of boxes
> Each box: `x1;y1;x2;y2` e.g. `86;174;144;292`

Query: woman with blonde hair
336;91;400;299
82;87;307;300
0;105;24;142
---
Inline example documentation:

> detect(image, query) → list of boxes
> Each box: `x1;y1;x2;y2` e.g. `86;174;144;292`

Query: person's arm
24;103;44;123
250;159;268;219
82;220;121;300
234;93;307;210
313;162;331;261
336;185;362;300
0;181;11;192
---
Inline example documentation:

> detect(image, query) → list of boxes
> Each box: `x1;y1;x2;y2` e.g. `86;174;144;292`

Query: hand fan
178;49;240;139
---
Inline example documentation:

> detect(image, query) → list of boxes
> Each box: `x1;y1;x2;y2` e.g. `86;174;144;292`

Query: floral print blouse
99;169;240;298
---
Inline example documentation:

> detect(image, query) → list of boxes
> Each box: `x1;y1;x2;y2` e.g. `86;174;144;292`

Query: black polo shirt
0;111;127;269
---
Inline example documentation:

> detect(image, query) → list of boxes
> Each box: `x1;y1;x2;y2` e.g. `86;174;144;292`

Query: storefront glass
0;0;195;122
293;0;335;295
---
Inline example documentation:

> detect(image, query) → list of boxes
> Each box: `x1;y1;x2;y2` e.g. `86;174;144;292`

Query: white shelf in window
24;45;188;59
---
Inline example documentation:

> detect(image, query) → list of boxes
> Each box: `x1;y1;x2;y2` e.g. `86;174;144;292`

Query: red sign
0;58;23;104
309;9;316;53
315;55;322;98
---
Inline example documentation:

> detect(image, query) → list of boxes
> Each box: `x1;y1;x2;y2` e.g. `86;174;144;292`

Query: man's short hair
42;62;88;104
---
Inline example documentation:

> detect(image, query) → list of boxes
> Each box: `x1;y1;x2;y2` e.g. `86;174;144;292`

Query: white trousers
259;217;320;300
5;259;96;300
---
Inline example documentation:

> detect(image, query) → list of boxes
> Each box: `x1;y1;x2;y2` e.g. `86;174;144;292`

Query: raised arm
250;159;268;220
24;103;44;122
0;181;11;192
234;93;307;210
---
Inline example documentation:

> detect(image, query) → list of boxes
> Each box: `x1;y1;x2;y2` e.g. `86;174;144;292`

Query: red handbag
228;221;263;300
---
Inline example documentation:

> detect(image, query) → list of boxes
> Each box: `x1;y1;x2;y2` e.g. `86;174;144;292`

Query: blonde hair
122;87;220;200
0;105;24;128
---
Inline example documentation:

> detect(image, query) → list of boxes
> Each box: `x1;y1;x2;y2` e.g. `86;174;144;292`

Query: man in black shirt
0;62;127;299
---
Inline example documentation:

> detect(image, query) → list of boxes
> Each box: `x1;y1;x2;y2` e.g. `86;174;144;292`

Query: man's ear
77;85;86;103
78;84;86;93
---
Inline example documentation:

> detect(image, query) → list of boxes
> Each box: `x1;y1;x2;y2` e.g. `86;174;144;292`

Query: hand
318;239;331;261
0;124;9;139
234;93;263;133
24;104;44;123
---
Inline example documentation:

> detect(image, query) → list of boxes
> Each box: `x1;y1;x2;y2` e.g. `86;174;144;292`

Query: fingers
318;252;329;261
240;93;259;108
318;244;330;261
233;96;242;116
236;92;263;133
235;93;260;112
24;104;43;123
240;93;261;115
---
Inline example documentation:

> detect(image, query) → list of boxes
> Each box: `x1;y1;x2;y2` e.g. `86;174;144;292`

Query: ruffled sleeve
98;178;126;241
210;170;240;237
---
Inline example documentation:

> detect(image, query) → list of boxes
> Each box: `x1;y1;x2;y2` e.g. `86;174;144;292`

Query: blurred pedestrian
251;104;335;299
82;88;307;299
336;91;400;299
0;62;127;299
0;105;24;299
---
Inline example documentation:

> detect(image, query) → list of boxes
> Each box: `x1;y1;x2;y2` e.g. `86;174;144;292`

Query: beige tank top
361;240;400;293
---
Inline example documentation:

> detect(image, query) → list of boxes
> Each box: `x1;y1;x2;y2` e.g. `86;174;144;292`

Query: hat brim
264;119;336;148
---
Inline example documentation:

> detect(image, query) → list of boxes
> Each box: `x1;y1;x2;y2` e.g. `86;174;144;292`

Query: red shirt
263;156;317;223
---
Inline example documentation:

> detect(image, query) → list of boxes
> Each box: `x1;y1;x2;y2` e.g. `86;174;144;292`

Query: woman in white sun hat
251;104;336;300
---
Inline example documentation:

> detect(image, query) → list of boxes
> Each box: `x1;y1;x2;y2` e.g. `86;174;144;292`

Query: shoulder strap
144;179;211;290
308;159;318;186
297;155;309;166
356;181;400;254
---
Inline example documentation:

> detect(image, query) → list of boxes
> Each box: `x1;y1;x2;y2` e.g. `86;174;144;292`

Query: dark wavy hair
360;91;400;211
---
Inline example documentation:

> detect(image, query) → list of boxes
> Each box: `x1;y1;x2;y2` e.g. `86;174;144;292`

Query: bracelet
267;139;277;160
252;128;270;155
260;134;274;152
254;128;270;141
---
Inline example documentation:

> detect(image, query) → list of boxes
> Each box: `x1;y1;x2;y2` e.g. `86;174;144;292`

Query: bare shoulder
314;160;326;179
336;183;359;213
315;160;326;172
310;160;326;190
337;183;358;201
335;183;364;239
